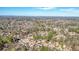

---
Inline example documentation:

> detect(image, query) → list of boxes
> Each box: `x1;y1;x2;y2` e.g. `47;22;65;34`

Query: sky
0;7;79;16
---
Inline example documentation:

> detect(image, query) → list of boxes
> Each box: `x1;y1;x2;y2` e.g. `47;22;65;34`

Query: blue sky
0;7;79;16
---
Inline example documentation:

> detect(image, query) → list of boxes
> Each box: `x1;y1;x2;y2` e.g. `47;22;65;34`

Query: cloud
59;8;79;14
59;8;75;12
36;7;55;10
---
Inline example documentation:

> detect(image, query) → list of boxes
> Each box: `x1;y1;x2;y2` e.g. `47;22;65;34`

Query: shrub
69;27;79;33
47;31;56;41
33;35;43;40
33;31;56;41
40;46;49;51
0;34;13;50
